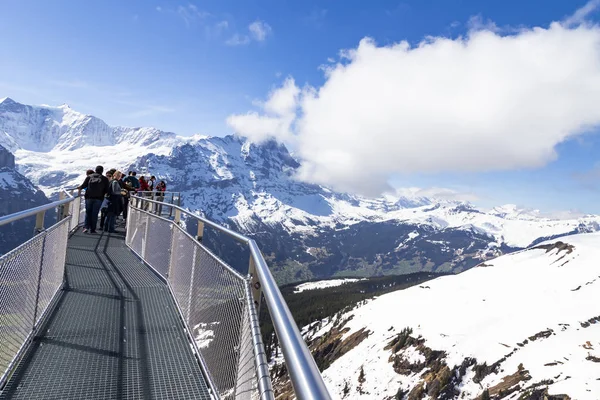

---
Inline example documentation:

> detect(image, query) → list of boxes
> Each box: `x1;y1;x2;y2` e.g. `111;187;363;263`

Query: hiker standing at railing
99;169;115;230
139;176;149;192
78;165;109;234
120;173;134;222
124;171;140;191
138;176;151;211
82;169;94;229
123;171;140;221
155;180;166;215
104;171;123;233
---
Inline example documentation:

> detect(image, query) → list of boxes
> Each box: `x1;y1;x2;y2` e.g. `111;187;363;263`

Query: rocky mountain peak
0;145;49;254
0;145;15;169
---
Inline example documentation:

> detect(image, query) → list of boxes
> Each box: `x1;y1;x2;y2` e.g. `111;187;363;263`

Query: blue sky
1;0;600;213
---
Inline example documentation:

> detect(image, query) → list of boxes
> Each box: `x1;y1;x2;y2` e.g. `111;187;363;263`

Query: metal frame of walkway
1;229;212;399
0;190;332;400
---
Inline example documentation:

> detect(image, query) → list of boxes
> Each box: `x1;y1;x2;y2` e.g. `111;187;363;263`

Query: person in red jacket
155;181;167;215
138;176;150;192
138;176;151;210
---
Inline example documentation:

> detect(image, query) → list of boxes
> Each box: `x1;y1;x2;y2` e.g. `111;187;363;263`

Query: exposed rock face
0;145;49;255
0;145;15;168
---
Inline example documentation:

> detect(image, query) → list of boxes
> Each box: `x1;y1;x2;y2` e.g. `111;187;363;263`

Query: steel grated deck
0;229;212;400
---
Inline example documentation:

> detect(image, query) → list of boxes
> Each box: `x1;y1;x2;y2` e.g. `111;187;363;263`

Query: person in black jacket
78;165;109;234
104;171;124;233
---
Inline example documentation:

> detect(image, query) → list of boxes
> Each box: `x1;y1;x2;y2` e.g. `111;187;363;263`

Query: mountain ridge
1;98;599;283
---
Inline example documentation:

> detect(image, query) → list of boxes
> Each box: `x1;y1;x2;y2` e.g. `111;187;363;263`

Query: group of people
77;165;167;234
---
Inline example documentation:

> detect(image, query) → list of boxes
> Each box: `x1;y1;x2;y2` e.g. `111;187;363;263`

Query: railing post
142;211;151;259
57;192;65;221
185;246;197;324
248;257;262;311
196;221;204;242
34;211;45;235
174;208;181;225
167;224;178;280
32;232;47;326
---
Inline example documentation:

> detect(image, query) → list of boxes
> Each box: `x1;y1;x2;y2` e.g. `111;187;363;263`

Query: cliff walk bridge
0;191;331;400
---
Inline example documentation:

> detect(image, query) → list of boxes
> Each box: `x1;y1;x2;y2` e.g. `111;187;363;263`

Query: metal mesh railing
135;192;181;219
0;217;71;385
127;205;260;399
0;233;44;381
67;196;80;232
187;234;254;399
145;215;173;278
0;188;83;388
35;219;70;325
127;194;330;400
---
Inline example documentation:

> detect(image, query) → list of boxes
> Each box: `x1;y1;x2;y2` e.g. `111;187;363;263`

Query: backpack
86;173;105;198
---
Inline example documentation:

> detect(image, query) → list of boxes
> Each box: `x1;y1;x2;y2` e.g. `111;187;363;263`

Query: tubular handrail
0;195;75;227
131;194;332;400
248;240;332;399
132;194;252;244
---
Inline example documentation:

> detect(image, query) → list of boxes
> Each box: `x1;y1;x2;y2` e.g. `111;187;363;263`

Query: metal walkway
0;229;212;400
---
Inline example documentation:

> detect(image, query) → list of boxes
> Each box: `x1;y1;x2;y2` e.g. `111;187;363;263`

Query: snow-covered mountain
0;144;49;254
1;97;599;283
0;97;183;192
281;233;600;399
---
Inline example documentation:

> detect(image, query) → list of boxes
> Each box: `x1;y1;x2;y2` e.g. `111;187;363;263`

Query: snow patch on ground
294;278;366;293
193;322;219;349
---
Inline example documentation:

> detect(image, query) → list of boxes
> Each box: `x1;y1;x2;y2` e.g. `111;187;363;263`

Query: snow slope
308;233;600;399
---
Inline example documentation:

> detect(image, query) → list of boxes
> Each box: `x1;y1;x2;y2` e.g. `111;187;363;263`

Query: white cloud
466;15;500;32
263;78;300;115
177;4;210;27
248;20;272;41
563;0;600;27
225;34;250;46
226;19;272;46
227;11;600;196
227;78;299;142
394;187;480;203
